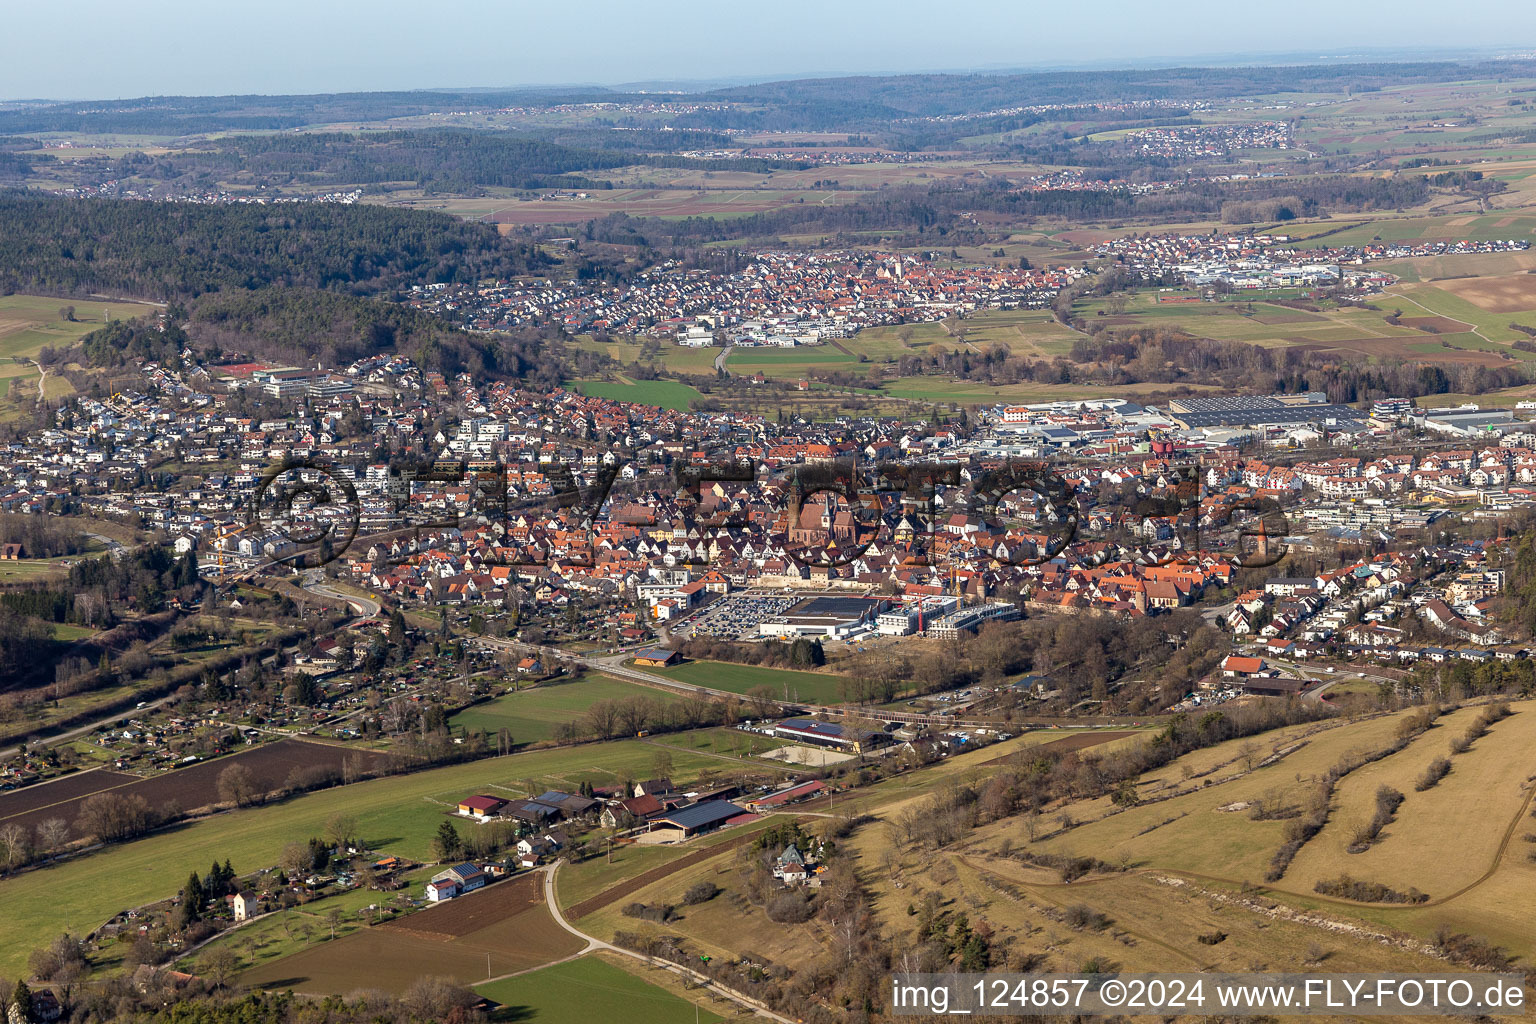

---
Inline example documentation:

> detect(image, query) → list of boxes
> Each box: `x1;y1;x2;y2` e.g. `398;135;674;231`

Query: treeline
873;325;1511;402
1059;328;1532;403
0;978;486;1024
0;513;87;558
0;192;549;299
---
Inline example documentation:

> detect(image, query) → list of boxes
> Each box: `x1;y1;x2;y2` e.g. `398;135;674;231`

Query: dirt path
541;862;794;1023
1391;290;1492;345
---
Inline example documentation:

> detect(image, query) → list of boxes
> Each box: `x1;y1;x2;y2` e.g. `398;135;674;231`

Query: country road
537;861;795;1023
714;345;733;375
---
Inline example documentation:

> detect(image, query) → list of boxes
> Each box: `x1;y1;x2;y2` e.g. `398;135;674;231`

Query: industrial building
1164;394;1362;430
759;595;890;638
1420;406;1517;437
926;602;1020;639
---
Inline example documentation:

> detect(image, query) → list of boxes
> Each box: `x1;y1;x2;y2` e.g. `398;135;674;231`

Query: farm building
426;862;488;902
746;780;824;812
1241;677;1309;697
457;794;509;820
773;718;885;753
535;790;600;818
646;799;748;837
632;648;681;667
504;799;563;826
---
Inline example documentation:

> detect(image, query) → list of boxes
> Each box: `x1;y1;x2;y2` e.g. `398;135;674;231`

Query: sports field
568;378;703;411
449;674;682;743
643;659;847;704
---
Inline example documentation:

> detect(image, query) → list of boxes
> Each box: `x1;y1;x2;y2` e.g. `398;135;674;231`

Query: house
601;793;663;828
232;890;261;922
28;989;61;1023
426;877;460;902
427;862;487;901
0;543;22;560
457;795;509;820
1221;655;1266;678
773;844;809;885
516;656;543;675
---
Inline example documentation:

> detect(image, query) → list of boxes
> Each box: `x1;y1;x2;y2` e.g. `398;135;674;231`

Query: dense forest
0;193;548;299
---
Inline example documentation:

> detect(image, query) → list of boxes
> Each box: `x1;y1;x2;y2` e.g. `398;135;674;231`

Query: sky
4;0;1535;100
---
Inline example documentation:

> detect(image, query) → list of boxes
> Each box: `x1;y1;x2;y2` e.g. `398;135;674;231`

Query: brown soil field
0;739;386;840
982;730;1139;766
1401;315;1471;333
242;873;581;994
1437;274;1536;314
381;872;547;941
0;769;136;824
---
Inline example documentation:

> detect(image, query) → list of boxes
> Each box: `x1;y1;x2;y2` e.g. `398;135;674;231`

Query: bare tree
324;813;359;851
200;947;239;989
34;819;68;860
217;763;259;807
0;823;28;871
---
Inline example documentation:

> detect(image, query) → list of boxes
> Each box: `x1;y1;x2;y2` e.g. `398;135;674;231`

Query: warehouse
1164;395;1362;430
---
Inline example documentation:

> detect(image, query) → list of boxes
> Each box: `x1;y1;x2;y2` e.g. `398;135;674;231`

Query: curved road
538;861;794;1023
302;578;382;618
713;345;733;376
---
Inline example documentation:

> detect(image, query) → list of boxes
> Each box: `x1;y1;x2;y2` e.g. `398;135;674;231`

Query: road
0;694;174;760
301;576;382;618
713;345;733;375
537;862;795;1023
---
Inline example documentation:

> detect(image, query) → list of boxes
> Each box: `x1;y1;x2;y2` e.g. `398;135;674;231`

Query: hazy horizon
4;0;1535;102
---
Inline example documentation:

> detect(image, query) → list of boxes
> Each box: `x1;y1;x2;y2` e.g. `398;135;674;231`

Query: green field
0;294;157;360
569;378;704;411
449;674;681;743
644;659;847;704
476;955;724;1024
0;740;734;974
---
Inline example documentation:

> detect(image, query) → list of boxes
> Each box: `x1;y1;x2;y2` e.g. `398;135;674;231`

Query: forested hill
71;288;600;389
0;193;550;300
